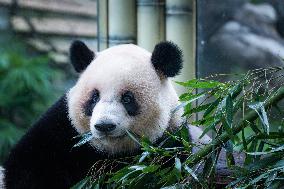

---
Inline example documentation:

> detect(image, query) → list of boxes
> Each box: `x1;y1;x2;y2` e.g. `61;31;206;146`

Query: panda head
67;40;183;154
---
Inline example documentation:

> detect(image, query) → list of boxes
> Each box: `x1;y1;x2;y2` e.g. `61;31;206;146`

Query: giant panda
1;41;210;189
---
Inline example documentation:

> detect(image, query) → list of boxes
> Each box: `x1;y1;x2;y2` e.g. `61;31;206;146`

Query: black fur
70;40;95;73
84;89;100;116
3;95;135;189
151;41;183;77
121;91;139;116
3;95;183;189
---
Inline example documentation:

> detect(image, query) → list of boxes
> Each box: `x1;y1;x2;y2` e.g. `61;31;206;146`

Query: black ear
151;41;183;78
70;40;95;73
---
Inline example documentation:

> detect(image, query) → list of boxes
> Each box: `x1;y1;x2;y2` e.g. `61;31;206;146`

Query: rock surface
199;2;284;77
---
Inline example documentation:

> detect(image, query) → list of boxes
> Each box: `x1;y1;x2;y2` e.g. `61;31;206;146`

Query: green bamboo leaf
248;121;262;134
273;159;284;167
142;165;160;173
175;79;223;89
180;125;190;142
171;102;186;114
71;176;92;189
228;82;243;98
248;172;270;186
241;128;247;151
225;95;233;128
184;165;199;181
118;170;138;183
182;103;191;117
108;167;130;182
225;141;235;167
175;157;182;172
199;118;219;139
222;117;234;139
179;93;190;101
247;145;284;155
139;151;150;163
203;98;221;118
216;96;227;115
72;131;92;139
73;132;93;148
158;169;179;185
192;116;214;126
264;171;277;188
186;103;212;115
125;130;141;146
232;97;244;113
129;165;146;171
179;92;206;102
257;141;265;155
202;153;216;179
260;103;270;134
248;102;270;134
242;155;283;180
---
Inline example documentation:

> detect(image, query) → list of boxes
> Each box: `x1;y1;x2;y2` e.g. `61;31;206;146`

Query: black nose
94;123;116;132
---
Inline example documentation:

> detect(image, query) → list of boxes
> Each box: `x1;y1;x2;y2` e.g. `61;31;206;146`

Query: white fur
0;166;4;189
68;44;210;154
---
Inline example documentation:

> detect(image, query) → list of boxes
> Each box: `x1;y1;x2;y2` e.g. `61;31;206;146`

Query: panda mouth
104;132;127;140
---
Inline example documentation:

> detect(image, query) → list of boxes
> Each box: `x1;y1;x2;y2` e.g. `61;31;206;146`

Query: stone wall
0;0;97;63
198;1;284;78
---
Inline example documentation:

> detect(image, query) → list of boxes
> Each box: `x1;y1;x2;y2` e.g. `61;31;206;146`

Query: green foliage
0;43;62;164
73;67;284;189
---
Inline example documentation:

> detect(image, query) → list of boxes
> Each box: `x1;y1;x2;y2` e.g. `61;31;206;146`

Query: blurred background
0;0;283;165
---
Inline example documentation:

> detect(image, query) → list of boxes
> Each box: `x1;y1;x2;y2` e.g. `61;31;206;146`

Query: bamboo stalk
137;0;165;51
108;0;136;46
97;0;108;50
166;0;196;94
187;87;284;165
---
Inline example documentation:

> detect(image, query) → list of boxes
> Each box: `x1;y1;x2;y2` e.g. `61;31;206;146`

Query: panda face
68;42;183;154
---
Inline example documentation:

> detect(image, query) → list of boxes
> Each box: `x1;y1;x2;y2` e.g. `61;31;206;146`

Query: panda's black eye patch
84;89;100;116
121;91;139;116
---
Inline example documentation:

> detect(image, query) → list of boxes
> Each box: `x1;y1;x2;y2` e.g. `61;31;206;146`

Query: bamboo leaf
171;102;186;114
175;157;182;172
222;117;234;139
248;121;262;134
242;128;247;151
225;95;233;128
142;165;160;173
247;145;284;155
186;103;212;115
203;98;221;118
73;132;93;148
264;171;277;188
180;125;190;142
139;151;150;163
199;118;219;139
248;102;270;134
71;176;92;189
225;141;235;167
184;165;199;181
175;79;223;89
179;92;206;102
182;103;191;117
129;165;146;171
126;130;141;146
